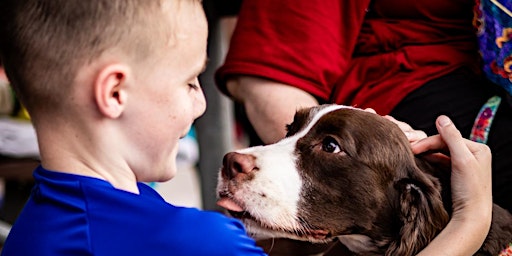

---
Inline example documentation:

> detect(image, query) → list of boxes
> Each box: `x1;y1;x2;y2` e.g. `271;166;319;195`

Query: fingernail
438;115;452;127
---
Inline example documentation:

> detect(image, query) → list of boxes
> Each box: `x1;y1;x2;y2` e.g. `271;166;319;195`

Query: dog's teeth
217;197;244;212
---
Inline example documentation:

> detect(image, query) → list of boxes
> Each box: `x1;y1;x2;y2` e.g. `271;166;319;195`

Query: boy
0;0;265;255
0;0;494;255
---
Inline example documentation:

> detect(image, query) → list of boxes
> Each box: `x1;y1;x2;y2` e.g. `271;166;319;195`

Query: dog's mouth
217;196;252;219
217;196;332;242
217;196;244;213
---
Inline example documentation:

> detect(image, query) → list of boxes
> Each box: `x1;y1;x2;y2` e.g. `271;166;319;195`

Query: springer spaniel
216;104;512;256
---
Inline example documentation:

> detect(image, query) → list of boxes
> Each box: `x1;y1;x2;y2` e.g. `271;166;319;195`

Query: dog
216;104;512;256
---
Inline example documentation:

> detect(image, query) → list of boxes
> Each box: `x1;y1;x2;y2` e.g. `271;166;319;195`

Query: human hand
412;115;492;255
360;109;427;143
382;115;427;143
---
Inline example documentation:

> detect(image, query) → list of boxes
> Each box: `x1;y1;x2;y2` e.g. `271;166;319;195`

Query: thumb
435;115;471;159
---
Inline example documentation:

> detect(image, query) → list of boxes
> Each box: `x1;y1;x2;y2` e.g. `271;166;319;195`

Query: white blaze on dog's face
216;104;417;243
217;105;350;240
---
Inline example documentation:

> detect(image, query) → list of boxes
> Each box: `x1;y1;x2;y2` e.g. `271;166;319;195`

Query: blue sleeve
187;211;268;256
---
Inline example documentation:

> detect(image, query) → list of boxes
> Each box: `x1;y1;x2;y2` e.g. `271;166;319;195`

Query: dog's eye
321;136;341;153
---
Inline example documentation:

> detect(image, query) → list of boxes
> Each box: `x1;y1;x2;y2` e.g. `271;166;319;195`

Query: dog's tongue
217;198;244;212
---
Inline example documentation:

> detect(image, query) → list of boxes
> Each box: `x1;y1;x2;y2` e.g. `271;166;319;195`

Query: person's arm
413;116;493;256
227;76;319;144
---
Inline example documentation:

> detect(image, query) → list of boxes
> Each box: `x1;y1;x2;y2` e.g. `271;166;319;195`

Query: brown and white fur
216;104;512;256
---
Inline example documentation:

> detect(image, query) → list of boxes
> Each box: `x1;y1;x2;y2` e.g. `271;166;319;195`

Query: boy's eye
188;83;199;89
188;77;200;90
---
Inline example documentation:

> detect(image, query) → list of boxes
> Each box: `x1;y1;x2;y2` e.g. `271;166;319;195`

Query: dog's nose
222;152;257;179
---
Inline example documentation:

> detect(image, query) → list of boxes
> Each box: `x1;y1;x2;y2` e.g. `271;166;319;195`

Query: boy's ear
94;64;130;118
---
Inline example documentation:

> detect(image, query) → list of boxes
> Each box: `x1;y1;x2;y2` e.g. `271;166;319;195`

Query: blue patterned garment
474;0;512;95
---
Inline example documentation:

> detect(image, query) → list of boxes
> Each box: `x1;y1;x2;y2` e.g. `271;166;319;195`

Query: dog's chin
218;196;333;243
223;210;332;243
242;219;334;244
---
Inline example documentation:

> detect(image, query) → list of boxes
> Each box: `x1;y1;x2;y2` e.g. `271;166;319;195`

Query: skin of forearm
226;76;319;144
416;215;491;256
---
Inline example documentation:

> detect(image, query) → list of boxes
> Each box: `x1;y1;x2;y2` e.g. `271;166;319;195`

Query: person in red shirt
216;0;512;213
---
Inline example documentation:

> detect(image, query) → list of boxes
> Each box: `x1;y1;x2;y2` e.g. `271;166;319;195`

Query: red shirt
216;0;480;115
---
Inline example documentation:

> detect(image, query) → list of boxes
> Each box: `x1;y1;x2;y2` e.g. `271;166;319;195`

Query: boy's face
124;0;207;182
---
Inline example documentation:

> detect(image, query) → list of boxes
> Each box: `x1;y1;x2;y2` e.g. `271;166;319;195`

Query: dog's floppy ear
386;167;449;256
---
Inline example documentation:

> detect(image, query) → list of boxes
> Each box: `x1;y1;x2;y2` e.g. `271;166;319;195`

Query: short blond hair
0;0;172;116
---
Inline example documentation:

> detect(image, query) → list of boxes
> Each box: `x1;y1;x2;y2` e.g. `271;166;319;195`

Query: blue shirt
2;166;266;256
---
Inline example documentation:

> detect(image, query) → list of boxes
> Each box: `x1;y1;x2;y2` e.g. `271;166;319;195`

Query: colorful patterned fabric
499;243;512;256
474;0;512;95
470;95;502;143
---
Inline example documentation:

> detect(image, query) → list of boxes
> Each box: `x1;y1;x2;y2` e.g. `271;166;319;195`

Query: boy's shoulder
163;208;266;255
5;167;266;255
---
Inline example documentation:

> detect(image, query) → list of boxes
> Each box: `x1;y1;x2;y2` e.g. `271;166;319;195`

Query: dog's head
217;104;449;255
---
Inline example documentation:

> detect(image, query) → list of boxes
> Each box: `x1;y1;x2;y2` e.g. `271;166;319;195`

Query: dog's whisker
267;237;275;253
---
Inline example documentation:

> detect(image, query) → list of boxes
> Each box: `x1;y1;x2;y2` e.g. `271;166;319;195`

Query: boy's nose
194;87;206;118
